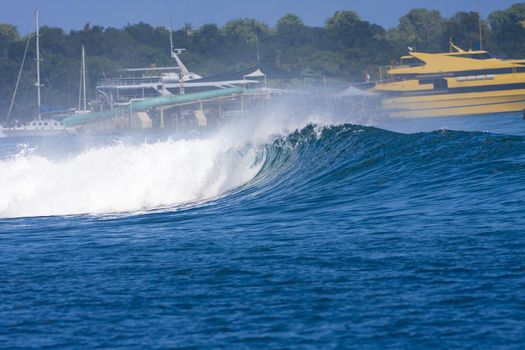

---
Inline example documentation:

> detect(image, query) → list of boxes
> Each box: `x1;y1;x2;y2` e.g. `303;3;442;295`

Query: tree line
1;3;525;121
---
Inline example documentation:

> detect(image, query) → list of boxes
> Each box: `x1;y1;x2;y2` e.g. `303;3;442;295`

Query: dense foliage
2;3;525;120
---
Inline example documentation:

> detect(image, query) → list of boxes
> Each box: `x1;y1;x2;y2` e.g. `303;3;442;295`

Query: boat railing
97;76;163;87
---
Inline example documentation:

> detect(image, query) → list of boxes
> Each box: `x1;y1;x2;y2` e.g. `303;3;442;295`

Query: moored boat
372;43;525;118
1;10;74;138
0;119;72;138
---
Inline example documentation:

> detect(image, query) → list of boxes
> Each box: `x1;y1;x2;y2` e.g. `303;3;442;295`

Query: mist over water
0;97;341;218
1;97;525;219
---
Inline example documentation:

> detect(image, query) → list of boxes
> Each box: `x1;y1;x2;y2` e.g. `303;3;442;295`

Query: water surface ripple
1;119;525;348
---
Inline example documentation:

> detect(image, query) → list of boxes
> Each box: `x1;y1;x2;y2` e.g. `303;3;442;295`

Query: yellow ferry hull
382;89;525;118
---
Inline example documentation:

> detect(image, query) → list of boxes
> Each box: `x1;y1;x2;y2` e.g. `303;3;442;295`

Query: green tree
0;24;20;58
444;12;489;51
489;3;525;56
397;9;444;52
325;10;363;47
0;23;19;44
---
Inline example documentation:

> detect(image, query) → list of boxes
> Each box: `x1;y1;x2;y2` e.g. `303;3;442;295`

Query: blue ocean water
1;112;525;348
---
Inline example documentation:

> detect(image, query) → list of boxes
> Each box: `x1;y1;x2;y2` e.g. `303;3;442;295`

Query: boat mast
35;9;42;120
478;1;483;50
82;45;87;111
170;30;189;75
5;30;32;124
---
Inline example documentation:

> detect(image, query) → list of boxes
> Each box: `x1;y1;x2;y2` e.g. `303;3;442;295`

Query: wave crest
0;137;261;218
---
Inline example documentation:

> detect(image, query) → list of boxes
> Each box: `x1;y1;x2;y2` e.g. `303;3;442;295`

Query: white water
0;106;337;219
0;137;261;218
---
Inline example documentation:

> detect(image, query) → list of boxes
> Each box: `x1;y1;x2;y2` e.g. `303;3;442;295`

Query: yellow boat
372;44;525;118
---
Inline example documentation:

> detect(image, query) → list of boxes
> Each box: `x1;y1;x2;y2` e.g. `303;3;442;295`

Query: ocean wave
0;137;261;218
1;114;524;219
225;124;525;223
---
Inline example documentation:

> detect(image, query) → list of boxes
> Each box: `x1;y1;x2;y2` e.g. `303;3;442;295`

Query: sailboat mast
82;45;87;111
35;9;42;121
35;9;42;120
170;30;174;55
478;1;483;50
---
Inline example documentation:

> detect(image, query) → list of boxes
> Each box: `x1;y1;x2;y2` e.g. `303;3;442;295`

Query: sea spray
0;100;344;218
3;92;470;220
0;137;261;218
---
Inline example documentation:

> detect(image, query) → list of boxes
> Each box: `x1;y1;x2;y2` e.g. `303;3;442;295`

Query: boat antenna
170;11;173;55
6;29;33;124
169;10;174;54
168;23;190;74
35;9;43;121
78;47;82;110
170;29;174;56
77;45;87;111
170;38;189;75
255;35;260;63
82;45;87;111
478;1;483;50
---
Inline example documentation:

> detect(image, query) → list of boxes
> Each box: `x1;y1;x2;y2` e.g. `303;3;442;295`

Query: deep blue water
1;113;525;348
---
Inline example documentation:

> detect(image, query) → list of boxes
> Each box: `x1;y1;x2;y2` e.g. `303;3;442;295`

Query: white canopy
335;86;377;97
245;69;266;78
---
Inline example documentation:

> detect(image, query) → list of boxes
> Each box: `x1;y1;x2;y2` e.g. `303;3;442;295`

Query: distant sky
0;0;520;34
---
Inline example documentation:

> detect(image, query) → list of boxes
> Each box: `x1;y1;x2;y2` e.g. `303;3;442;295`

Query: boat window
44;122;48;126
400;57;425;67
451;68;513;76
434;79;448;90
395;74;417;81
449;53;492;60
420;78;448;90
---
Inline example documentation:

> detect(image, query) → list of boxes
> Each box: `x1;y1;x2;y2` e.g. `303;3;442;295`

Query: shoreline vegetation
1;3;525;120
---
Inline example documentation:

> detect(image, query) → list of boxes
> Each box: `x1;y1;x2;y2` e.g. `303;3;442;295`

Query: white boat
95;31;263;110
1;10;74;138
0;119;71;138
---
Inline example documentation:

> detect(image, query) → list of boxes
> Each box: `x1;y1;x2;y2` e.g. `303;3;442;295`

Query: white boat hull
1;119;76;138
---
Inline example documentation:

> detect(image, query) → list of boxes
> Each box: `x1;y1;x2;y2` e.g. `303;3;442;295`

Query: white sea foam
0;136;261;218
0;100;341;219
